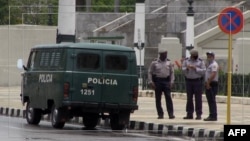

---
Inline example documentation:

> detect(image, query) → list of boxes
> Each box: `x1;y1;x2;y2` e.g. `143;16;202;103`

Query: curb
139;90;250;105
0;107;223;140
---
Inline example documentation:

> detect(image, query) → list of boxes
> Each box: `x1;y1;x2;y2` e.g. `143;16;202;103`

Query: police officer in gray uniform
148;49;175;119
204;51;219;121
182;49;206;120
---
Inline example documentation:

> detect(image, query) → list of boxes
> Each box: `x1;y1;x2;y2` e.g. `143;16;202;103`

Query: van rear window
105;55;128;71
27;49;64;70
77;53;100;69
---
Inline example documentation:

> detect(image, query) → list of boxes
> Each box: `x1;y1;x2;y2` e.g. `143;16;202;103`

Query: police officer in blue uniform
204;51;219;121
148;49;175;119
182;49;206;120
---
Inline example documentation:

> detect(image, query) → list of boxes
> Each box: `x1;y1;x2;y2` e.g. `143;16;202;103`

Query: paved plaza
1;87;250;139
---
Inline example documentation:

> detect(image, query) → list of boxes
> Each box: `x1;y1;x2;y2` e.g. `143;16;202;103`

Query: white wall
233;38;250;74
0;25;56;86
158;37;182;69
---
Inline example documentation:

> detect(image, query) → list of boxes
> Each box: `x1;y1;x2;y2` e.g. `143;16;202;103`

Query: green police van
17;42;138;130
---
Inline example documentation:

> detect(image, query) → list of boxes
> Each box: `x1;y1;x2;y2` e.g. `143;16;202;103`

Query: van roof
33;42;134;52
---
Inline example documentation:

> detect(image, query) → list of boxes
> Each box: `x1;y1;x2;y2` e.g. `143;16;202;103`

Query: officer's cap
206;51;215;56
190;49;198;56
158;49;167;54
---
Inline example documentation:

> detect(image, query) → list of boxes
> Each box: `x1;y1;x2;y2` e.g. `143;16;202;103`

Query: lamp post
48;4;53;25
134;0;145;90
185;0;194;57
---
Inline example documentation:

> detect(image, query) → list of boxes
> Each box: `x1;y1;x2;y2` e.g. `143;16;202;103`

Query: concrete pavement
1;87;250;140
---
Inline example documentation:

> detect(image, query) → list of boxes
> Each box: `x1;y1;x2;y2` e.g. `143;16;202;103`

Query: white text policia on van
88;77;118;85
39;74;53;83
38;74;118;85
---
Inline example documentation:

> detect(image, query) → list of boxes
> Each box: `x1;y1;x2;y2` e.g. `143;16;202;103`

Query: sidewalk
1;87;250;140
128;90;250;140
133;90;250;131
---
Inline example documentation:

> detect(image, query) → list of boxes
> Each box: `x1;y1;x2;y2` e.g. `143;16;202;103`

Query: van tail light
64;82;70;98
132;86;138;102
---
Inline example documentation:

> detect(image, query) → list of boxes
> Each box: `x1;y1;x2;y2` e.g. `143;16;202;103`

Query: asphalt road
2;87;250;133
0;116;191;141
0;87;192;141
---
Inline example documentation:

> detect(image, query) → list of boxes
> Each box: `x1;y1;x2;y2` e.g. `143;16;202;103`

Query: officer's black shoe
157;116;164;119
203;117;217;121
169;115;175;119
183;116;193;119
195;116;202;120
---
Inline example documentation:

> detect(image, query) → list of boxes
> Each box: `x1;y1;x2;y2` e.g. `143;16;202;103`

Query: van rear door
101;51;132;104
71;49;102;102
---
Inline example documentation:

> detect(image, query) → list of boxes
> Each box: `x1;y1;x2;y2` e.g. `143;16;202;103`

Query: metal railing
141;70;250;97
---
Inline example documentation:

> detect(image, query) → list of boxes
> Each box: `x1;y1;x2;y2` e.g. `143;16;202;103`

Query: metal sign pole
218;7;243;125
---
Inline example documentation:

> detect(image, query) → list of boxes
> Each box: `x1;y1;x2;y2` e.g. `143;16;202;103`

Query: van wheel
83;113;99;129
110;114;125;130
51;105;65;129
25;101;42;125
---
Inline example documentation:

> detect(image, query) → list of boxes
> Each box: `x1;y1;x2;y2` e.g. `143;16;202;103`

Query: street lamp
185;0;194;57
48;4;53;25
187;0;194;16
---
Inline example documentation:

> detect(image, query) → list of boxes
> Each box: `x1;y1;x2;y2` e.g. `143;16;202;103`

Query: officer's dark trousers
154;78;174;117
185;79;203;117
205;81;218;118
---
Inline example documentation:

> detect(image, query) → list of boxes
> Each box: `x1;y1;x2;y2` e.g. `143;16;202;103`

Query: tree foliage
119;0;136;12
1;0;136;25
1;0;58;25
0;0;9;24
91;0;135;12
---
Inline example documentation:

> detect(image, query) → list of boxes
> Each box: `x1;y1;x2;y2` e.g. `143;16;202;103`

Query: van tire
83;113;99;129
26;101;42;125
51;105;65;129
110;114;125;130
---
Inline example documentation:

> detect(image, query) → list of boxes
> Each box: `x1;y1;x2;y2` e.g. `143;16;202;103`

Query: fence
141;70;250;97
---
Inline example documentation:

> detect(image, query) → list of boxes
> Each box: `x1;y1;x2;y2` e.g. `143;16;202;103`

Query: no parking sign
218;7;244;34
217;7;244;125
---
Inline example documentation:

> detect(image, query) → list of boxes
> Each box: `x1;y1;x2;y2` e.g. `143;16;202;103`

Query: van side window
105;55;128;71
77;53;100;69
40;52;50;67
27;51;37;69
50;52;61;67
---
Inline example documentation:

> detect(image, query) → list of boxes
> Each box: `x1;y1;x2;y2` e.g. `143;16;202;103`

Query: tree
91;0;135;12
119;0;135;12
2;0;58;25
2;0;136;25
0;0;9;24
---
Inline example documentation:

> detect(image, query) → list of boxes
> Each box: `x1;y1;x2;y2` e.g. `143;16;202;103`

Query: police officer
148;49;175;119
204;51;219;121
182;49;206;120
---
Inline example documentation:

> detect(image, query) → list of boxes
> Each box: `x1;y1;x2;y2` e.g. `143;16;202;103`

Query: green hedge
141;70;250;97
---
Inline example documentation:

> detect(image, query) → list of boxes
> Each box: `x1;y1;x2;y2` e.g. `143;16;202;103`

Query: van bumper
62;101;138;111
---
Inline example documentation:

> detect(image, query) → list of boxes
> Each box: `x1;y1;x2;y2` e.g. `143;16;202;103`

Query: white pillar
185;0;194;57
133;0;145;89
57;0;76;43
134;2;145;68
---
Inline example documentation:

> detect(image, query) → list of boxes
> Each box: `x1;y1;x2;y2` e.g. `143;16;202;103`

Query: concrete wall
1;0;249;86
195;11;250;73
158;37;182;69
75;0;249;71
233;38;250;74
0;25;56;86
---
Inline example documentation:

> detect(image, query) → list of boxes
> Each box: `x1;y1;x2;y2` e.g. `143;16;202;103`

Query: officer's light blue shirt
148;58;175;84
182;58;206;79
205;60;219;82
